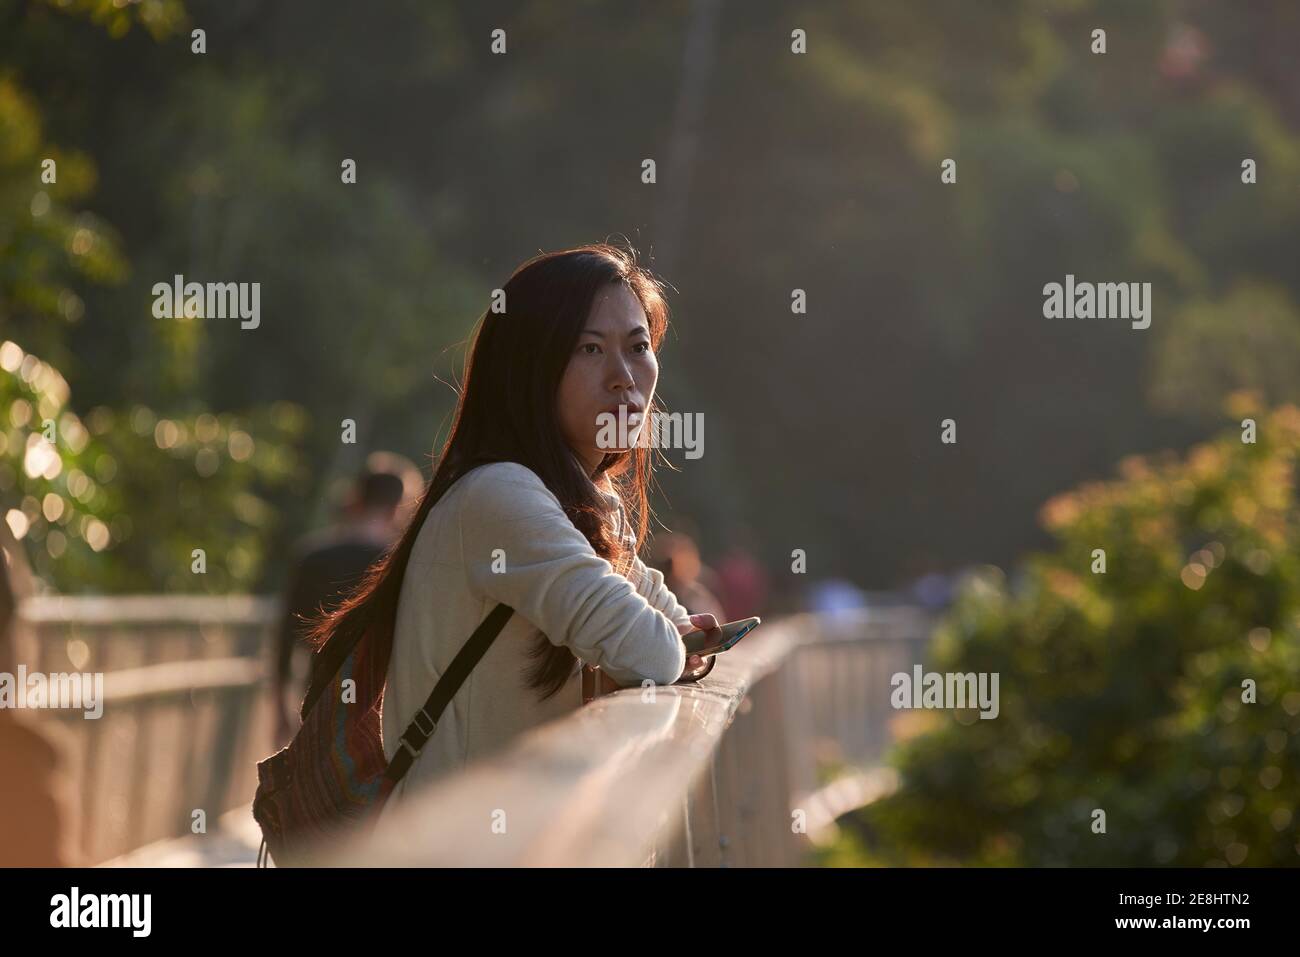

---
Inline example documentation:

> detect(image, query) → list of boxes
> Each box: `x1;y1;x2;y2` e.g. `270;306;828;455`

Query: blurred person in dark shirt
273;460;411;743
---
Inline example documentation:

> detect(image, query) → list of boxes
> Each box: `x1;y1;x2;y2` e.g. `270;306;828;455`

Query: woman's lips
602;405;642;420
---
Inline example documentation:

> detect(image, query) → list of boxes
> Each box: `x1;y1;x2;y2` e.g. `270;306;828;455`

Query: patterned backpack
251;602;514;866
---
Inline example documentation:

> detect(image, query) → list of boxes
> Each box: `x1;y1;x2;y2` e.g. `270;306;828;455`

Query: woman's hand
676;613;719;682
581;612;721;703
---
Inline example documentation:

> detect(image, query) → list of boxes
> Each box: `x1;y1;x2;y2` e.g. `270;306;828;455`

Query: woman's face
556;282;658;476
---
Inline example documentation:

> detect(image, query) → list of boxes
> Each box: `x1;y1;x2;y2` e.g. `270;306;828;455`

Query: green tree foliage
1;339;302;592
4;0;480;578
35;0;187;40
1;0;302;592
1151;282;1300;420
0;76;126;366
4;0;1300;590
839;393;1300;866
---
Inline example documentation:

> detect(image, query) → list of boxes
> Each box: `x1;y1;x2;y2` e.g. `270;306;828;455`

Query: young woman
307;242;718;804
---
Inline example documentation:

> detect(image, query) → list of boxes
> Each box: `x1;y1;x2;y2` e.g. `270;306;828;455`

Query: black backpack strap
384;602;514;784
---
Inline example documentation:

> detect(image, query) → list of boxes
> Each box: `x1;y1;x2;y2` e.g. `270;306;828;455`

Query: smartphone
681;616;761;657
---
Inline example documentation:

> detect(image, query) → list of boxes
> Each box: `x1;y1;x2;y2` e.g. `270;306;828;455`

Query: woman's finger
678;612;719;636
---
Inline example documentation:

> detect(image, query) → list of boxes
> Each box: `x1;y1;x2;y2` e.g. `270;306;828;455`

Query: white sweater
378;461;693;807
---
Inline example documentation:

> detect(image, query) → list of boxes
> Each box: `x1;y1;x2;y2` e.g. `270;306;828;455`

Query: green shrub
843;393;1300;866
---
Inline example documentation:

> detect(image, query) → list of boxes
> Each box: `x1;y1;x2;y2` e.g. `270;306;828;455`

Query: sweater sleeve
457;463;688;687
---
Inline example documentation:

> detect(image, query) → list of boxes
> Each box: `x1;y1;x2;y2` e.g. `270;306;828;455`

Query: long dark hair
303;242;672;702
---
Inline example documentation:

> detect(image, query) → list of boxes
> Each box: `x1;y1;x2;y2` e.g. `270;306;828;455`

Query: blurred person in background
900;554;961;611
647;530;724;621
715;526;770;621
807;576;869;619
273;453;418;743
908;569;959;611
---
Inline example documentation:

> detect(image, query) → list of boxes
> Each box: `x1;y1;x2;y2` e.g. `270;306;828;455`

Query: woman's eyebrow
580;325;650;337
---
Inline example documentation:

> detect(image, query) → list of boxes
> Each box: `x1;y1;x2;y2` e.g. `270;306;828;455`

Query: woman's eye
580;341;650;356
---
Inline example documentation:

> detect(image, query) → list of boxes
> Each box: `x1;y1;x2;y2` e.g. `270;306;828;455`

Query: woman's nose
606;358;635;390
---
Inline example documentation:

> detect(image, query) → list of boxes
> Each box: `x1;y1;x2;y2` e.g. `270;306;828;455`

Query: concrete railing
319;605;935;867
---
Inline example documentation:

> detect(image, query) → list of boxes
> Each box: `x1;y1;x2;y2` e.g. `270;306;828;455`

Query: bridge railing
14;595;934;866
15;595;277;865
315;605;935;867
